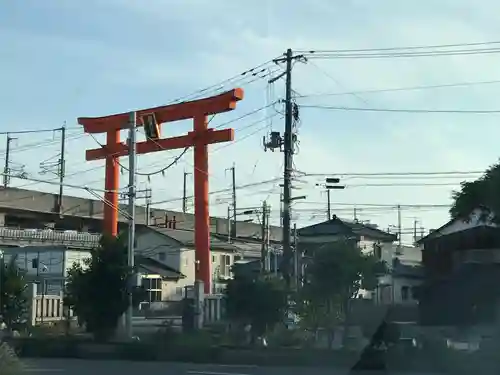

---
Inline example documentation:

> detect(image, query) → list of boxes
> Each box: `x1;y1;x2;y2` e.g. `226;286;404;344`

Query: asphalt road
20;358;436;375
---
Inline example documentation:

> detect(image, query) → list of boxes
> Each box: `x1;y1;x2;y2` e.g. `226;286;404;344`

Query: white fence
31;294;72;324
28;291;225;327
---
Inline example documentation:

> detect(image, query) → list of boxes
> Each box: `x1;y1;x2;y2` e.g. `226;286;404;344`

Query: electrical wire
295;40;500;54
150;178;282;206
0;126;79;136
303;47;500;60
167;59;279;104
300;170;484;177
301;104;500;114
295;79;500;99
0;171;123;193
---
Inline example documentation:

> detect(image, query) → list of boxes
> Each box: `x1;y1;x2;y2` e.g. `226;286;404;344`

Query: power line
295;202;451;208
303;47;500;60
295;40;500;54
345;182;465;188
301;104;500;114
0;126;79;136
0;171;124;193
295;79;500;99
300;170;483;177
150;178;282;206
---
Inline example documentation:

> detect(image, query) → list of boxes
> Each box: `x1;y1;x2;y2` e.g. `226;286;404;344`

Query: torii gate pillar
78;89;244;293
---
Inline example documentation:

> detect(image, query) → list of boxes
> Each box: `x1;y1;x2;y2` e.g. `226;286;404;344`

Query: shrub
0;342;21;375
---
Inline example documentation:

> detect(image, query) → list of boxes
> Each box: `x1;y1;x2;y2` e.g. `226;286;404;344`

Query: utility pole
264;48;305;284
0;250;4;319
293;223;299;289
280;190;284;227
145;187;152;226
3;135;13;188
125;111;137;340
57;125;66;213
281;48;294;285
397;204;402;247
182;171;191;213
227;205;232;243
261;200;268;271
226;164;237;239
353;207;358;221
413;219;418;244
327;189;331;220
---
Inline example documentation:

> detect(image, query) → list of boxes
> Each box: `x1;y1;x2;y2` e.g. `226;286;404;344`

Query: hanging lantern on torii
77;88;244;293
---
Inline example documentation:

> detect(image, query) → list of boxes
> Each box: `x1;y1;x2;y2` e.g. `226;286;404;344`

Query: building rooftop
298;216;397;242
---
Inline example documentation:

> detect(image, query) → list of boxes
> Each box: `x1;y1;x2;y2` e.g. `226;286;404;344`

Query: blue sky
2;1;500;242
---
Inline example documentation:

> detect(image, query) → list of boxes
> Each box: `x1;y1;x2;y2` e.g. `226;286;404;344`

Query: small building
0;244;184;303
298;217;397;255
376;258;424;305
298;217;399;302
135;225;268;298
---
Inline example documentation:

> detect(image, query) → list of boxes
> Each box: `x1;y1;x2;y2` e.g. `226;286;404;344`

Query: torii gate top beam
78;88;244;134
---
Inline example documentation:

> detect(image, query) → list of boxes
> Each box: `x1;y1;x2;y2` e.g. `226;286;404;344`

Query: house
135;225;264;298
374;245;424;305
417;209;500;326
298;217;397;251
0;244;183;302
298;216;398;301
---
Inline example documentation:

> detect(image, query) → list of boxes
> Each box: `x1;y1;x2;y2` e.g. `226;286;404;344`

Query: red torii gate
77;88;244;293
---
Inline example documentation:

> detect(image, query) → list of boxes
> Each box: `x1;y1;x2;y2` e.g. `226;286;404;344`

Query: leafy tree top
450;160;500;224
303;240;384;300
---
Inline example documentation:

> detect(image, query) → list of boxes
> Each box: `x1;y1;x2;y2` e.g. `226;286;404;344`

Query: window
150;291;162;302
212;255;216;263
219;254;231;276
411;286;419;300
401;286;409;301
158;252;166;262
142;276;162;303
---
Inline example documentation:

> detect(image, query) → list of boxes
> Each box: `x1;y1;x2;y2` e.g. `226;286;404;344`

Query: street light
317;177;345;219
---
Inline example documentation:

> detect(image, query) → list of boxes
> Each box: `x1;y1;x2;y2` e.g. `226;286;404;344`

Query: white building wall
134;230;236;299
64;250;91;276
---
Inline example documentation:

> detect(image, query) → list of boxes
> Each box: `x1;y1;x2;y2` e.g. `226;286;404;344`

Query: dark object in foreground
351;320;400;372
351;346;386;372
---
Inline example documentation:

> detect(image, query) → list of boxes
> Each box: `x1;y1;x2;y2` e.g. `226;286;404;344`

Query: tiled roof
141;226;241;251
298;217;396;242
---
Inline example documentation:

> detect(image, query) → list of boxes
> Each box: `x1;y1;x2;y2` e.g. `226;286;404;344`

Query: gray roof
142;226;241;252
298;217;396;242
135;255;185;279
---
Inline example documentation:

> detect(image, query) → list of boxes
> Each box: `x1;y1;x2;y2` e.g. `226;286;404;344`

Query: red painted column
193;115;211;294
104;129;120;237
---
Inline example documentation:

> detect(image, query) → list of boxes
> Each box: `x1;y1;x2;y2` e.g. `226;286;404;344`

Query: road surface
20;358;435;375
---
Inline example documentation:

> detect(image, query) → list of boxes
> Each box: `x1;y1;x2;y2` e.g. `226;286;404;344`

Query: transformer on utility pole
264;49;306;286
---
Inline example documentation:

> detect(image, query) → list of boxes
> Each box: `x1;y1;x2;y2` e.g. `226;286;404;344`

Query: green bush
267;325;304;348
0;342;21;375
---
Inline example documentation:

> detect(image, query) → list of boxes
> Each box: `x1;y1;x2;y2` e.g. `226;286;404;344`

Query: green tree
0;255;28;330
450;160;500;223
224;272;287;342
64;234;144;341
299;240;385;347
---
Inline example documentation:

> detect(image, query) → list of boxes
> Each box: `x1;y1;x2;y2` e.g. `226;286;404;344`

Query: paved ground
20;358;437;375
